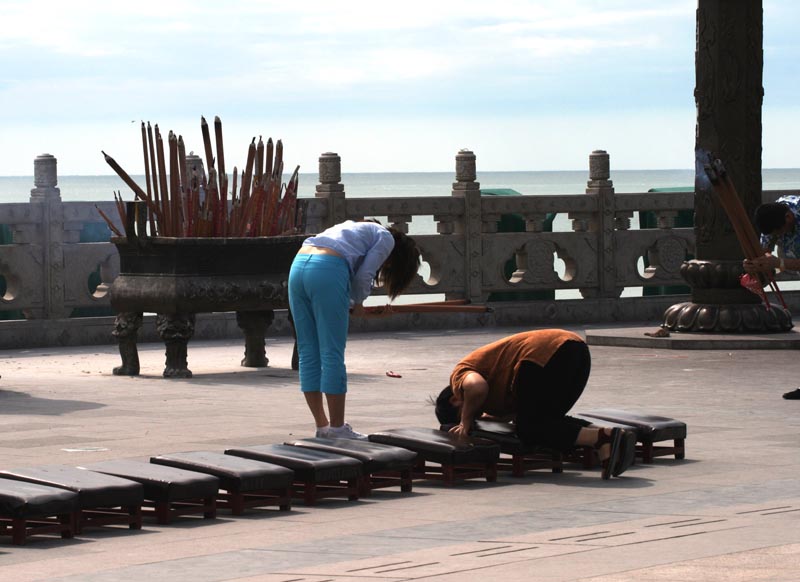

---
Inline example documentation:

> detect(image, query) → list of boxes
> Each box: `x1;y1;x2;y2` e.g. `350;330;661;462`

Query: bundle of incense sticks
363;300;492;314
700;150;787;310
100;116;300;238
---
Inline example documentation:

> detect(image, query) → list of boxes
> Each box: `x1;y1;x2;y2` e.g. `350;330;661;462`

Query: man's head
434;385;460;425
754;202;793;236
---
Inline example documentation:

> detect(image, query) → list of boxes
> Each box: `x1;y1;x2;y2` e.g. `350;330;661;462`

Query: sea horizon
2;168;800;205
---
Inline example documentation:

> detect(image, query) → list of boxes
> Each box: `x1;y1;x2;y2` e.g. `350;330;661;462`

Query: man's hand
743;253;780;274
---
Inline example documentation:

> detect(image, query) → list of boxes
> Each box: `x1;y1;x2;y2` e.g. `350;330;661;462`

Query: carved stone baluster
452;149;483;303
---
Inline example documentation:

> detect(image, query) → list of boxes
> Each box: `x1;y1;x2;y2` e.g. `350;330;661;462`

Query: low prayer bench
575;409;687;463
0;478;78;545
150;451;293;515
0;465;143;534
81;460;219;524
285;438;417;497
225;444;361;506
368;428;500;486
469;420;563;477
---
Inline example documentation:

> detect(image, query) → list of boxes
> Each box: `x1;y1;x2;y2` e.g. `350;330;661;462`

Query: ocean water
3;168;799;204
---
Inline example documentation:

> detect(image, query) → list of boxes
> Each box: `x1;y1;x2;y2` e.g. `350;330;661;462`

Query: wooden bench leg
155;501;171;524
60;514;75;538
400;468;413;493
674;438;686;459
347;478;359;501
442;464;455;486
582;446;595;469
641;441;654;464
280;486;292;511
203;497;216;519
486;462;497;482
12;517;26;545
229;493;245;516
304;483;317;506
552;451;564;473
358;475;371;498
511;454;524;478
129;505;143;530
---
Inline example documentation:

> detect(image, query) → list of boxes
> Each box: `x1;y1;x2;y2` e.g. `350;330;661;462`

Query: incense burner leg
156;313;195;378
112;312;143;376
236;310;275;368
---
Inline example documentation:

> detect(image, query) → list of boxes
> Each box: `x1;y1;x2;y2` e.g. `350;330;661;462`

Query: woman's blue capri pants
288;253;351;394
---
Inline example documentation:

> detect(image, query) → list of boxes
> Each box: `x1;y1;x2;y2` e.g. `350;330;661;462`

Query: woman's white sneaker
327;423;368;440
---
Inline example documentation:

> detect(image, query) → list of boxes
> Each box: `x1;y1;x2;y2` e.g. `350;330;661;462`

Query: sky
0;0;798;175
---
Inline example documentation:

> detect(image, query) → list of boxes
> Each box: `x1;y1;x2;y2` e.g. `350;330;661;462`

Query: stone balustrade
1;150;797;349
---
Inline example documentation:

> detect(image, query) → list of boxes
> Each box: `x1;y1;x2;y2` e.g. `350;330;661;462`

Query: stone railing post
26;154;70;319
580;150;622;299
315;152;346;230
451;149;483;303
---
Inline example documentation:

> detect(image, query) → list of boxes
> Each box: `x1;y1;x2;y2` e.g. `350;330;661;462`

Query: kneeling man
434;329;633;479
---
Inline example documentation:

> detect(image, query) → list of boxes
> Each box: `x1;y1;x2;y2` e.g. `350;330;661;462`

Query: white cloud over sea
0;0;797;175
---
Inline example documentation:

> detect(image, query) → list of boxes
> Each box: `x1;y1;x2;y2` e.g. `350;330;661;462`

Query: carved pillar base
663;301;791;333
156;313;196;378
112;312;143;376
662;260;793;333
236;310;275;368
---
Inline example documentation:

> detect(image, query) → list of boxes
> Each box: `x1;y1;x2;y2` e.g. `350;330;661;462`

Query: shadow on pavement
0;390;105;415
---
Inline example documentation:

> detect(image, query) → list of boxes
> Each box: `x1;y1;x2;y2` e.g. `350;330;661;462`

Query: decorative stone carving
648;237;687;275
318;152;342;184
662;259;792;332
454;149;477;183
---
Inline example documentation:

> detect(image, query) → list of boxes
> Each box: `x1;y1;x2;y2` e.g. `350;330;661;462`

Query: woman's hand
743;253;780;274
448;422;471;438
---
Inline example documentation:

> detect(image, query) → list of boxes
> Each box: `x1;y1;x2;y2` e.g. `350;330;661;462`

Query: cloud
0;0;796;174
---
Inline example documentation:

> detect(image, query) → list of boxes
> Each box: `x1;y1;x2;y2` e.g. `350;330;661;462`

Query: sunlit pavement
1;324;799;581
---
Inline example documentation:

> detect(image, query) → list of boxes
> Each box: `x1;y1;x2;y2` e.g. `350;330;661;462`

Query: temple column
662;0;791;332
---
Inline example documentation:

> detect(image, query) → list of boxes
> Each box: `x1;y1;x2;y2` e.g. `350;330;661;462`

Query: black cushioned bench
225;444;362;506
575;409;687;463
150;451;293;515
0;465;143;534
0;478;78;545
469;420;563;477
81;460;219;524
368;428;500;486
285;438;417;497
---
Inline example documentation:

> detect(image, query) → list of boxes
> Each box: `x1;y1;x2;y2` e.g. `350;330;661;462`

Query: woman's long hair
377;227;421;299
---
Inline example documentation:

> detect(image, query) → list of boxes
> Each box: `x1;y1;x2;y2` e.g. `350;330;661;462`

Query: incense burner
109;233;306;378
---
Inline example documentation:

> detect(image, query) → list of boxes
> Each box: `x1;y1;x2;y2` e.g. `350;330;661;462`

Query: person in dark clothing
434;329;634;479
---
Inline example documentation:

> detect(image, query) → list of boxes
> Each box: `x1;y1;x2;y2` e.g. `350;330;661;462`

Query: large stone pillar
663;0;791;332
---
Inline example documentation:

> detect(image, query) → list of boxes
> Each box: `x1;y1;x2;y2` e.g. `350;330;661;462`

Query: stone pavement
1;325;799;581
